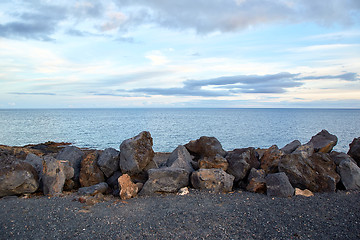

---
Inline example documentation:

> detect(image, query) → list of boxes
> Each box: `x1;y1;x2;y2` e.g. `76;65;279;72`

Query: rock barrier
1;130;360;199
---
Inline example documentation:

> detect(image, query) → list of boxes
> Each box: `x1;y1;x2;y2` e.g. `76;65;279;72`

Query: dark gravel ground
0;190;359;240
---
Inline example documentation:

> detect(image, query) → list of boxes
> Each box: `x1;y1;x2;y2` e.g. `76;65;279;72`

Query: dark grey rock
24;153;43;178
56;146;84;181
166;145;194;173
260;145;283;174
281;140;301;154
140;167;189;195
266;172;294;198
78;182;108;196
185;136;226;159
97;148;120;178
226;148;259;182
308;129;338;153
191;168;234;193
106;171;122;190
330;151;357;166
348;137;360;166
246;168;266;194
337;160;360;190
0;160;39;197
119;131;155;175
153;152;171;168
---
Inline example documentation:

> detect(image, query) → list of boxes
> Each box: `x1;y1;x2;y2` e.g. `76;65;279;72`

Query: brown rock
246;168;266;194
191;168;234;193
295;188;314;197
185;136;226;159
278;153;340;192
79;151;105;187
118;174;139;200
199;154;228;171
260;145;284;174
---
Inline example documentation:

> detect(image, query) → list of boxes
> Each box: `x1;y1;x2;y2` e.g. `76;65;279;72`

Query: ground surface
0;190;359;239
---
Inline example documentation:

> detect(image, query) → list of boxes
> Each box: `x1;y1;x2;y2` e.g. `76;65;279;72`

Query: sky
1;0;360;108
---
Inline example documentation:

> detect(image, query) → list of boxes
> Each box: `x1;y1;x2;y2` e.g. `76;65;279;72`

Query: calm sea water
0;108;359;153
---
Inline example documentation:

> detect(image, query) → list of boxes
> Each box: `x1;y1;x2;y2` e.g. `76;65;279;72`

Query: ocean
0;108;359;153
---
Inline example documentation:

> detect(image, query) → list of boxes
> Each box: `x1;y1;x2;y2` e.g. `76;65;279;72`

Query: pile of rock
1;130;360;199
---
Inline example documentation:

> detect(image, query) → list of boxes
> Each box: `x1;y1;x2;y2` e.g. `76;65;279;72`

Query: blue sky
1;0;360;108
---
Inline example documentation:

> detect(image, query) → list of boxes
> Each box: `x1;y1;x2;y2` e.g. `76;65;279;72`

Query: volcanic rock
293;143;314;159
185;136;226;159
295;188;314;197
278;153;340;192
166;145;194;173
119;131;155;175
118;174;139;200
308;129;338;153
140;167;189;195
78;182;108;196
199;154;228;171
56;146;84;182
260;145;284;174
191;168;234;193
0;160;39;197
281;140;301;154
97;148;120;178
79;151;105;187
266;172;294;198
246;168;266;194
348;137;360;166
337;159;360;190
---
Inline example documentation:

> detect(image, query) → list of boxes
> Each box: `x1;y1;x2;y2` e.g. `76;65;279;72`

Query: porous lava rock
56;146;84;182
191;168;234;193
118;174;139;200
119;131;155;175
281;140;301;154
79;151;105;187
185;136;226;159
226;147;259;182
199;154;228;171
78;182;108;196
260;145;284;174
140;167;189;195
246;168;266;194
0;159;39;197
278;153;340;192
308;129;338;153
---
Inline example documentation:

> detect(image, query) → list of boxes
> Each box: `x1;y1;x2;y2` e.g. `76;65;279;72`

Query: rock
79;151;105;187
0;160;39;197
255;148;267;160
246;168;266;194
308;129;338;153
191;168;234;193
295;188;314;197
199;154;228;171
42;156;74;196
97;148;120;178
106;171;122;190
266;172;294;198
56;146;84;182
260;145;284;174
140;168;189;195
330;151;357;166
293;143;314;159
166;145;194;173
348;137;360;166
119;131;155;175
24;153;43;177
337;160;360;190
278;153;340;192
118;174;139;200
177;187;189;196
185;136;226;159
226;148;259;182
153;152;171;168
281;140;301;154
78;182;108;196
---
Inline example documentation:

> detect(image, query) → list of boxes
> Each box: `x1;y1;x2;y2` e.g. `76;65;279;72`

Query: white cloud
145;51;170;65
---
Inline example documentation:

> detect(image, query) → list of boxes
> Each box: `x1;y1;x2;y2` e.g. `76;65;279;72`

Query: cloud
126;72;358;97
115;0;360;34
9;92;56;96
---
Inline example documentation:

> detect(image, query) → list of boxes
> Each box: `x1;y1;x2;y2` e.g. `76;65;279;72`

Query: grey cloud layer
127;72;358;97
1;0;359;40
